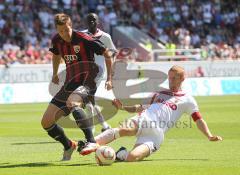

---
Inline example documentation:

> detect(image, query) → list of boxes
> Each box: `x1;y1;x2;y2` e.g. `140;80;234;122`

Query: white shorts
127;112;164;154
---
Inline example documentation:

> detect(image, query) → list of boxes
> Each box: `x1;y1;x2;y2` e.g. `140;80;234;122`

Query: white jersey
141;89;199;132
82;29;116;79
128;89;200;153
82;29;116;50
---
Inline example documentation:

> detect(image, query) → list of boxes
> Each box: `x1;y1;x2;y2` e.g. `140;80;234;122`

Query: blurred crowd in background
0;0;240;65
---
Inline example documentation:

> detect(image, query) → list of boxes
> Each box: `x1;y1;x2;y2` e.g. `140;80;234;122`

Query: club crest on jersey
74;45;80;53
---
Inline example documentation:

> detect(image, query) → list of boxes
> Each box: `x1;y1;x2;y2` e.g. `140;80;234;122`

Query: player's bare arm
112;99;144;113
51;53;61;84
195;118;222;141
103;48;113;90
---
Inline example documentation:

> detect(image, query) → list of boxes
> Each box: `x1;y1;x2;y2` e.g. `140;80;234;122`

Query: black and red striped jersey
49;30;106;84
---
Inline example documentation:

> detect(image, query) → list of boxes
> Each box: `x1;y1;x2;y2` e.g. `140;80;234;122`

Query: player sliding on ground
79;65;222;161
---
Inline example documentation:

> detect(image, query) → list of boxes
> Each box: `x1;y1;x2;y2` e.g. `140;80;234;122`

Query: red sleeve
191;112;202;122
49;34;60;55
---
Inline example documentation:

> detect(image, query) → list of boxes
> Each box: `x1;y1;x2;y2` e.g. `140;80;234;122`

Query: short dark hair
54;13;72;27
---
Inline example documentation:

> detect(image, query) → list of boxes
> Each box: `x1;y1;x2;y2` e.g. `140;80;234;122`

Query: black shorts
50;82;97;116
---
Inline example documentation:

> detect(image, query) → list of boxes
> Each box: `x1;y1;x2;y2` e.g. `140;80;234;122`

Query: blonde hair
54;13;72;27
169;65;185;79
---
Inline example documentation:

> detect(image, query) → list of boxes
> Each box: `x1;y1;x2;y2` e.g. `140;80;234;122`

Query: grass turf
0;95;240;175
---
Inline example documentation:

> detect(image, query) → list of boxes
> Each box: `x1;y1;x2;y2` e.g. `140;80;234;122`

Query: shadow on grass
0;162;96;168
112;158;208;164
0;162;54;168
0;159;209;169
65;163;97;167
144;158;209;161
12;141;57;145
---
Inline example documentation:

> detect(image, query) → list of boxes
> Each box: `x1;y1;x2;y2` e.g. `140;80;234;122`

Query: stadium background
0;0;240;175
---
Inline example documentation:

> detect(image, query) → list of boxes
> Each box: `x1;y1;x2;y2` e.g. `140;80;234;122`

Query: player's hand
52;75;59;84
105;80;113;90
112;99;123;109
208;135;222;141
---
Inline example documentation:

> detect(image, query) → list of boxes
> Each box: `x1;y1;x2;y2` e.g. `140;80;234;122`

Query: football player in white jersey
88;65;222;161
82;13;117;132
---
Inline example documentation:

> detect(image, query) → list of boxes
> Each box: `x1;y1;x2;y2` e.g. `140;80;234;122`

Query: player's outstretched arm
51;54;61;84
196;118;222;141
112;99;144;113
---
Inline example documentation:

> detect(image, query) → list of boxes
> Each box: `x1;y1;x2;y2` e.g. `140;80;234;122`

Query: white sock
95;128;120;145
116;149;129;161
102;122;110;129
92;127;95;134
94;105;110;128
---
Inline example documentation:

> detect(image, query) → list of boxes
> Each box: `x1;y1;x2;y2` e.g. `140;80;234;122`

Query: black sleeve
88;39;106;55
49;37;60;55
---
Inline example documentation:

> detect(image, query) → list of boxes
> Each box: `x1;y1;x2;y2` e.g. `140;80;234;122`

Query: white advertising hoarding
1;60;240;83
0;77;240;104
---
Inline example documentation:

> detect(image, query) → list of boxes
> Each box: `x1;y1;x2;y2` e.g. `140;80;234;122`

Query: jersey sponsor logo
73;45;80;53
155;98;177;110
64;55;78;63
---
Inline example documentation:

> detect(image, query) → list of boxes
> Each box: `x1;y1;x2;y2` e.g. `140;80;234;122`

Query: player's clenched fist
105;80;113;90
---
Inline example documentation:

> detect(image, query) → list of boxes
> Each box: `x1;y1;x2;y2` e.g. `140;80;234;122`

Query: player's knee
66;100;78;109
66;94;83;108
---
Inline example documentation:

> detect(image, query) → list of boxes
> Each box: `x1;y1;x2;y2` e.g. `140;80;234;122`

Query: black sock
81;127;96;143
72;107;96;143
45;124;71;150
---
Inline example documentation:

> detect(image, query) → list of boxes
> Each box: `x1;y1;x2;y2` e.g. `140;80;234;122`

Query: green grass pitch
0;95;240;175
